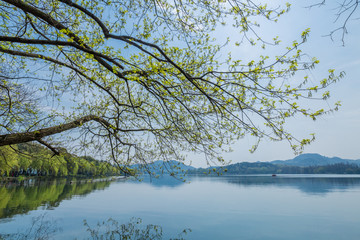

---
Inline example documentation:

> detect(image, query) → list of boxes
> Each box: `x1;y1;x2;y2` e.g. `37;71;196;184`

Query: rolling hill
270;153;360;167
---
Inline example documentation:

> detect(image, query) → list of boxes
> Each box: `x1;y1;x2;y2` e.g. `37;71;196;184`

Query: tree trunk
0;115;110;146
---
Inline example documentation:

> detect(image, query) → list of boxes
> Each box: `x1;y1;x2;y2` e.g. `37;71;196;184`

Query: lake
1;174;360;239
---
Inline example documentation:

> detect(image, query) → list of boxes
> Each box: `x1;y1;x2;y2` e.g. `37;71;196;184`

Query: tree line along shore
0;143;122;178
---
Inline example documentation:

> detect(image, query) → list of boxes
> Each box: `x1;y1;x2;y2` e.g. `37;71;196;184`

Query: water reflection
1;175;360;239
0;214;61;240
194;175;360;195
0;214;190;240
0;178;117;220
137;175;186;188
138;174;360;195
3;175;360;222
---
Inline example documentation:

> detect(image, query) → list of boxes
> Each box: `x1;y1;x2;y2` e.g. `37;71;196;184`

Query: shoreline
0;175;127;185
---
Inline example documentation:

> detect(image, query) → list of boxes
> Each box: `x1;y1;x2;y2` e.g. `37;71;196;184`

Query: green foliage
0;146;18;176
0;0;343;169
0;143;121;177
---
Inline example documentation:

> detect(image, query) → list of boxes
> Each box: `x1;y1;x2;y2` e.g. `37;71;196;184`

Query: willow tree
0;0;342;173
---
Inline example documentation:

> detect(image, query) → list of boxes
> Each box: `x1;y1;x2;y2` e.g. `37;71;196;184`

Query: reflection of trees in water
0;214;60;240
0;215;191;240
84;218;190;240
130;175;360;195
220;176;360;195
0;179;113;219
139;175;186;188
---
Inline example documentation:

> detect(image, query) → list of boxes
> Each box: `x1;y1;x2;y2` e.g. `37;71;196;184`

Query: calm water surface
1;174;360;239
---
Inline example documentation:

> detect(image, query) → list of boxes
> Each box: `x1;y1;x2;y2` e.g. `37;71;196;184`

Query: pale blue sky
27;1;359;167
188;1;360;166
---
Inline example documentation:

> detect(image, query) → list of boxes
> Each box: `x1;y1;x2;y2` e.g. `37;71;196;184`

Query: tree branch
37;139;60;156
0;36;124;69
0;115;111;146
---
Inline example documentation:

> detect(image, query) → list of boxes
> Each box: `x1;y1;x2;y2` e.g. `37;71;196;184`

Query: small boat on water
272;174;277;177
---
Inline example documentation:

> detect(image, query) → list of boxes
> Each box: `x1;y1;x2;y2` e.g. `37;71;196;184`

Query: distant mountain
271;153;360;167
132;154;360;175
132;160;195;174
188;161;360;175
186;153;360;175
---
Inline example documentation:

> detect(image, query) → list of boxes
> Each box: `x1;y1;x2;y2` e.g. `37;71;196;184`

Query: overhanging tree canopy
0;0;342;171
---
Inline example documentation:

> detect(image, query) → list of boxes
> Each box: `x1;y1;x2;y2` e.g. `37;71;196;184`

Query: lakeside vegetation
2;143;360;180
0;144;121;178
